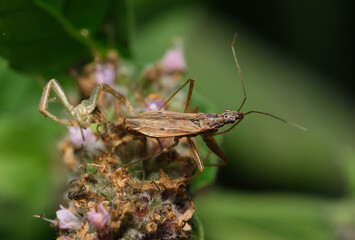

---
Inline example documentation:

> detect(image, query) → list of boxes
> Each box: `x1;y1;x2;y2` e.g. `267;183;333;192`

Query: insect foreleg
201;134;229;167
88;84;136;116
159;78;195;113
39;79;74;126
186;137;204;178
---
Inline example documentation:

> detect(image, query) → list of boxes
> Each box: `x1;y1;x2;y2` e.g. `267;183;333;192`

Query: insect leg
201;134;229;166
186;137;204;178
213;118;244;136
88;84;136;115
156;138;164;151
158;78;195;113
39;79;74;126
123;137;180;168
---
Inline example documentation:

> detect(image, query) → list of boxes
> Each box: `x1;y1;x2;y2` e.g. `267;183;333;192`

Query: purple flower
68;127;103;153
56;205;81;230
95;63;116;88
145;99;165;112
160;47;186;73
88;204;110;230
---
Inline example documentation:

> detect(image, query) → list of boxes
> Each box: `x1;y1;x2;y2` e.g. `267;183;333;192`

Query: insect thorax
71;100;94;129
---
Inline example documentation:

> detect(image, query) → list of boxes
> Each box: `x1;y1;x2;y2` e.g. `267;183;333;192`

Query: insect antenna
231;33;307;132
244;110;307;131
210;33;248;136
232;33;247;112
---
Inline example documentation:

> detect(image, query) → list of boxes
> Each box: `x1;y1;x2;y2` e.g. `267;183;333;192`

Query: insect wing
125;111;201;137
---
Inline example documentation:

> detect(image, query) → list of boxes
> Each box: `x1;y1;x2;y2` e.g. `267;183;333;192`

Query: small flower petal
160;47;186;73
88;204;110;229
56;205;81;230
95;63;116;88
68;127;103;154
145;99;165;112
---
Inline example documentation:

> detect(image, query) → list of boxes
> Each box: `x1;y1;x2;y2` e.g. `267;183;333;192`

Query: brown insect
123;34;305;178
39;34;305;178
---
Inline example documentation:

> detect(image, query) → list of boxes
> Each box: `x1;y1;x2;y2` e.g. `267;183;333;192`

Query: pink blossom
145;99;165;112
56;205;81;230
88;204;110;229
160;47;186;73
68;127;103;153
95;63;116;88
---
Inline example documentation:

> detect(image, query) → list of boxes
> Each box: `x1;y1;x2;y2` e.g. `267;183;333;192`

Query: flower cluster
36;44;200;240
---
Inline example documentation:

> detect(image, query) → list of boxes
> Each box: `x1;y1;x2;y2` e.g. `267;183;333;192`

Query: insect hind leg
159;78;195;113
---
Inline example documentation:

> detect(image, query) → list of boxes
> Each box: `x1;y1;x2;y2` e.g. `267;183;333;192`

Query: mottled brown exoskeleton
39;34;305;178
122;34;305;178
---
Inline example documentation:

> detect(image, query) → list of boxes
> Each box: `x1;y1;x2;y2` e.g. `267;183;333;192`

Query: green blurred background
0;0;354;239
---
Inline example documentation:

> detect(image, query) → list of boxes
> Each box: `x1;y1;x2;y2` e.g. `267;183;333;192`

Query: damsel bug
39;34;305;178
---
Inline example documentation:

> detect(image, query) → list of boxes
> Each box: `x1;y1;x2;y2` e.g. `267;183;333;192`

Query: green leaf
0;1;91;77
192;214;205;240
103;0;134;58
0;0;133;79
